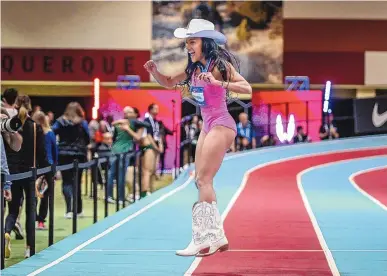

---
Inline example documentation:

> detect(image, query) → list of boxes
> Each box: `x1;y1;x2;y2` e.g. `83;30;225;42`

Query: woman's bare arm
112;119;127;126
212;63;252;94
152;71;187;89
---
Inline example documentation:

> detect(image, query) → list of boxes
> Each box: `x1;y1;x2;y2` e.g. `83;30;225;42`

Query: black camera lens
0;117;22;133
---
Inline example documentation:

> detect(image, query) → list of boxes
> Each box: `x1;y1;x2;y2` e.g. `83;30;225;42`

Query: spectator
188;115;200;162
236;112;256;151
93;132;113;190
158;120;173;177
47;111;55;126
293;126;311;143
88;115;102;147
0;107;19;212
32;111;58;230
108;106;144;203
1;91;24;241
0;108;23;152
4;95;50;259
127;107;148;202
100;114;115;136
261;134;277;147
143;104;163;196
319;113;339;140
1;88;19;118
31;105;41;117
52;102;90;219
181;119;191;165
1;135;12;202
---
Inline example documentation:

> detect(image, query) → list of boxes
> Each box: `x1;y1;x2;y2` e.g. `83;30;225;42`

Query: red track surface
192;148;387;276
353;167;387;207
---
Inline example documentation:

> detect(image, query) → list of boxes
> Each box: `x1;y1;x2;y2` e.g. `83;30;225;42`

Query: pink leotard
190;68;237;135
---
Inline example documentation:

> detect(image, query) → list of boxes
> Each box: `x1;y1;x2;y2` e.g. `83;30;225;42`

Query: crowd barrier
0;150;139;269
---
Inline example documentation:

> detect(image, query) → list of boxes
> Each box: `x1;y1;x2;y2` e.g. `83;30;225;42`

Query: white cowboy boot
197;201;229;257
175;201;212;256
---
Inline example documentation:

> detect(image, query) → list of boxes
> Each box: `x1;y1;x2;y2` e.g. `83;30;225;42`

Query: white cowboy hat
174;19;227;45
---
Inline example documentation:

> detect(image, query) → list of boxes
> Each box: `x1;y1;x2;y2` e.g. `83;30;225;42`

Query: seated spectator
236;112;256;151
260;134;276;147
319;113;339;140
293;126;311;143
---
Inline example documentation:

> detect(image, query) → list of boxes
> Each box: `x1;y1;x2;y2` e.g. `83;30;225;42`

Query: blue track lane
2;135;387;276
300;156;387;276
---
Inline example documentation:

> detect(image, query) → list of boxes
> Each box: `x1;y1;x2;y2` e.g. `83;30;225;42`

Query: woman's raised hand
143;60;158;74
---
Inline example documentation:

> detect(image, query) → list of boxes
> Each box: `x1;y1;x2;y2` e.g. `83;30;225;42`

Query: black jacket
52;117;90;158
5;117;50;173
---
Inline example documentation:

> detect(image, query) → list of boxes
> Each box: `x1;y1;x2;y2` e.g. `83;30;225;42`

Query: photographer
1;89;23;152
2;88;18;118
4;95;50;259
1;109;23;152
1;108;23;201
1;91;24;243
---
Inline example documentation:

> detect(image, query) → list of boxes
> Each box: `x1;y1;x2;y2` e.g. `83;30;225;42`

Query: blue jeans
107;154;129;201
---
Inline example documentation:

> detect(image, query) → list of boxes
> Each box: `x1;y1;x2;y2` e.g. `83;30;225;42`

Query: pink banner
99;89;182;170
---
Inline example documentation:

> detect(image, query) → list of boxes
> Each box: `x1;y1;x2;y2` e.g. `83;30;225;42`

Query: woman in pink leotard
144;19;252;257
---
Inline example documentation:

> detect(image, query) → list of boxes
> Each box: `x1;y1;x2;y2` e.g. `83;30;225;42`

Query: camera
0;116;22;133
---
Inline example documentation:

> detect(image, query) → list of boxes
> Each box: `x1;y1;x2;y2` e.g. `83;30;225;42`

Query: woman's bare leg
194;130;207;180
196;126;235;203
141;149;156;196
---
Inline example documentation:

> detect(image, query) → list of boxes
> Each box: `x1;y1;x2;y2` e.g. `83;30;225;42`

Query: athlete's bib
190;59;212;107
190;86;206;107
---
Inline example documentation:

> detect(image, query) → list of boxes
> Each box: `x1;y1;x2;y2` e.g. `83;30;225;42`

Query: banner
252;91;322;142
152;1;283;83
99;89;182;170
354;97;387;134
1;48;151;82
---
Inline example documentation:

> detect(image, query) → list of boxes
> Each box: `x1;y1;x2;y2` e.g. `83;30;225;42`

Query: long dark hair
179;38;240;90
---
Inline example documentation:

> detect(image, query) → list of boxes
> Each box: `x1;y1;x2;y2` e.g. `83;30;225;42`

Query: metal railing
0;150;140;269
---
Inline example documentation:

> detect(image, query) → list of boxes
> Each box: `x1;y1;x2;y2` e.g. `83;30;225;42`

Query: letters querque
190;86;206;107
1;49;150;82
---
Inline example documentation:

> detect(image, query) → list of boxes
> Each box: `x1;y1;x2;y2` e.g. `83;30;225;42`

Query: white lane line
349;164;387;211
80;249;387;253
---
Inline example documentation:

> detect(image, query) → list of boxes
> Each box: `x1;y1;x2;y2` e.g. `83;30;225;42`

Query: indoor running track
3;135;387;276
